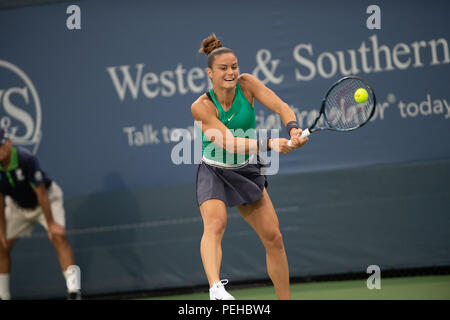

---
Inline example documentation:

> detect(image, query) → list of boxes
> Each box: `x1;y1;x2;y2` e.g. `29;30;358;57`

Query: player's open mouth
225;79;234;81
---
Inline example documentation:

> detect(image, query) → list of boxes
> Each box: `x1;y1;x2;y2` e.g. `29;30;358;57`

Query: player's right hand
289;128;309;149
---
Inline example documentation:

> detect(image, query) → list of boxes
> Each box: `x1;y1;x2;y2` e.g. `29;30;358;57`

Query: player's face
0;140;12;162
208;53;239;89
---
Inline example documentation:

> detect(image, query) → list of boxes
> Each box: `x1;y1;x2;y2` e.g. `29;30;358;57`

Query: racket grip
287;129;310;147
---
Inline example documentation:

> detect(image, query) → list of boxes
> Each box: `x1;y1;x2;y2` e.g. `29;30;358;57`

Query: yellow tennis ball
354;88;368;103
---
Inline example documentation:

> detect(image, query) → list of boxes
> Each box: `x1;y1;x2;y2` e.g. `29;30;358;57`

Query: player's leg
199;198;227;286
0;238;17;300
237;188;291;300
199;198;234;300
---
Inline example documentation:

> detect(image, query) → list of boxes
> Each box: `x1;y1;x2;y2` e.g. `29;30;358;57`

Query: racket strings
324;78;375;130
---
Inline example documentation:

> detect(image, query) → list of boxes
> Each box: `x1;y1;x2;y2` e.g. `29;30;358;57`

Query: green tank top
201;82;256;165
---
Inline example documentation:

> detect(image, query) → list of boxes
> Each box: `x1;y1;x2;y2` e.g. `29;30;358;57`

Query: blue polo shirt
0;146;52;209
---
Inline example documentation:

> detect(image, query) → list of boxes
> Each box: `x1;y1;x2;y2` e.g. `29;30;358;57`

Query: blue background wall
0;0;449;298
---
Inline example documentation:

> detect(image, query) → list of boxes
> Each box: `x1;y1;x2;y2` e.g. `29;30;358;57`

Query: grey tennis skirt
196;156;268;207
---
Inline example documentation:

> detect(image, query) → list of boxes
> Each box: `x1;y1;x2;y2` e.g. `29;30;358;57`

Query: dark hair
198;33;235;68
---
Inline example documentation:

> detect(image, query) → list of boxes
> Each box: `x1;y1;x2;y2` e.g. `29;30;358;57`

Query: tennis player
192;34;308;300
0;129;81;300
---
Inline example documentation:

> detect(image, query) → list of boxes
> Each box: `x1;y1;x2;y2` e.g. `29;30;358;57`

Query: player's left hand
47;220;66;241
289;128;309;148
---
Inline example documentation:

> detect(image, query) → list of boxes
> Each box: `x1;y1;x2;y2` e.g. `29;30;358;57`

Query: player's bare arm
191;96;259;154
239;73;308;149
192;94;295;154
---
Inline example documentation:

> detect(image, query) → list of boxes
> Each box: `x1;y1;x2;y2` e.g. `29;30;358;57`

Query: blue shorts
196;156;268;207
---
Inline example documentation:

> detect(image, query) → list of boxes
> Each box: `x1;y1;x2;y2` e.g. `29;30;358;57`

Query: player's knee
264;230;284;250
204;218;227;237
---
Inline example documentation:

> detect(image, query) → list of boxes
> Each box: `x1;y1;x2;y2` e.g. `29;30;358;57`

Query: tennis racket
287;76;376;145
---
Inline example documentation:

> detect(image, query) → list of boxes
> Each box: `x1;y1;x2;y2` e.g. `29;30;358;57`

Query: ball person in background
192;33;308;300
0;129;81;300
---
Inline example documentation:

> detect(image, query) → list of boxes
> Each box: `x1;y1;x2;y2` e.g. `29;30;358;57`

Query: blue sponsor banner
1;0;449;197
1;0;450;298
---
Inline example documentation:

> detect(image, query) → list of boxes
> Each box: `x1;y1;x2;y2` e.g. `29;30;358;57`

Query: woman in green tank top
202;81;256;166
191;33;308;300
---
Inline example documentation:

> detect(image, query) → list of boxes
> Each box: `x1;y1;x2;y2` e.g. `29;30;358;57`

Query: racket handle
287;129;310;147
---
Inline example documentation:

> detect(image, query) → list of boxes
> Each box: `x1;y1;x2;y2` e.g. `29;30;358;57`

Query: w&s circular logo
0;60;42;154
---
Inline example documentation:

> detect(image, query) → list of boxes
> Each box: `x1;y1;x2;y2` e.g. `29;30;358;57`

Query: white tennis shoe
209;279;235;300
